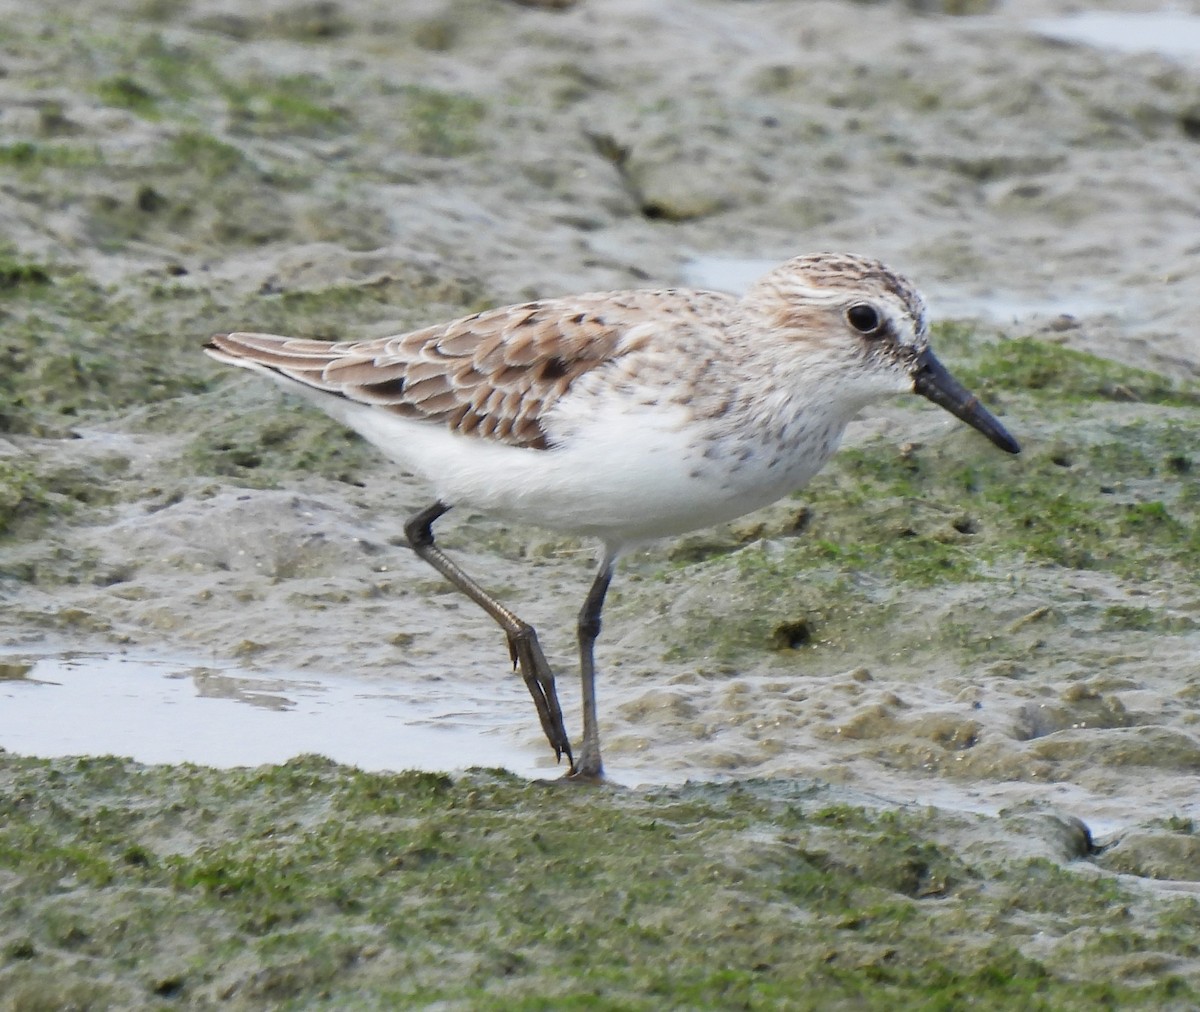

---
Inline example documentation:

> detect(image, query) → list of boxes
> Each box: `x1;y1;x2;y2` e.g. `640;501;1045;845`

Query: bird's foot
561;765;605;785
532;760;607;787
507;628;573;766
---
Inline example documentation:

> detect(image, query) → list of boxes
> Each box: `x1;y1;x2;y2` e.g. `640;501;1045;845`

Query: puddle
1029;12;1200;62
0;652;554;777
2;651;1196;835
682;256;778;295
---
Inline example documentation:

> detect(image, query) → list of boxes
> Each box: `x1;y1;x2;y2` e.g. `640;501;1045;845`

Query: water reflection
0;653;548;776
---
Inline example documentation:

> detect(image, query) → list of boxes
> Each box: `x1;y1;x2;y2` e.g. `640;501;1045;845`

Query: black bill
912;349;1020;455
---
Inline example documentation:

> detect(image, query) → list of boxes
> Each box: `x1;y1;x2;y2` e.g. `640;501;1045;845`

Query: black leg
404;502;574;769
568;552;616;780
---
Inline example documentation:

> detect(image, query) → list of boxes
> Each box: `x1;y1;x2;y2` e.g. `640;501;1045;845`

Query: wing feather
205;289;735;450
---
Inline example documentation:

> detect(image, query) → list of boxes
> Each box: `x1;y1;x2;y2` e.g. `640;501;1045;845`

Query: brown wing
205;292;685;450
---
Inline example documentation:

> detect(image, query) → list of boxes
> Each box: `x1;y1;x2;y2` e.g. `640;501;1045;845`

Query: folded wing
205;296;649;450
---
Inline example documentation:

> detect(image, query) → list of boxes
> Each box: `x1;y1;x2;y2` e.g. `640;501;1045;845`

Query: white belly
330;389;843;549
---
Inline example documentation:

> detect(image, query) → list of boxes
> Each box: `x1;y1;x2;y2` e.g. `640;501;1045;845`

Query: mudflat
2;0;1199;1005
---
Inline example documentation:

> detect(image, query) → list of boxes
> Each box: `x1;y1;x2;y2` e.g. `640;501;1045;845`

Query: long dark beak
913;349;1020;454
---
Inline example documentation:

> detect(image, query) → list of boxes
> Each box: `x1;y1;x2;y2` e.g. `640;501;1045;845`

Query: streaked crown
745;252;930;356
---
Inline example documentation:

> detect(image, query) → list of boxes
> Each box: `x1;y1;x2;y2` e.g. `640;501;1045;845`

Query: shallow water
0;652;549;777
1029;12;1200;62
4;648;1196;840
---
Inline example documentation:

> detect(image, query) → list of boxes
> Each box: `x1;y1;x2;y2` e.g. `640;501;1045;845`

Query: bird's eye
846;303;882;335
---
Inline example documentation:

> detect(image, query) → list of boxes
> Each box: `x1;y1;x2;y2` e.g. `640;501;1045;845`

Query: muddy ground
2;0;1200;1005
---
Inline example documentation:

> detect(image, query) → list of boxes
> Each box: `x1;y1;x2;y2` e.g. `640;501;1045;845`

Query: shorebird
205;253;1019;780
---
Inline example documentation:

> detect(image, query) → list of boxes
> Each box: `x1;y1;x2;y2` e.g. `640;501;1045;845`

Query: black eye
846;303;882;335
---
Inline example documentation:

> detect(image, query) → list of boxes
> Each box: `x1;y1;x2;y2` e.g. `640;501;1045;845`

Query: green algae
95;75;159;116
0;142;100;174
0;251;52;287
0;460;61;539
819;416;1200;583
0;453;129;544
0;257;477;442
934;324;1200;407
224;74;349;138
0;753;1195;1008
395;84;488;156
182;406;380;487
0;268;213;436
166;130;249;179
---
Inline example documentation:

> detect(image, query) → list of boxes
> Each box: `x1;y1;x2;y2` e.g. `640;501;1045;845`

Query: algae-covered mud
3;756;1200;1008
3;0;1200;1004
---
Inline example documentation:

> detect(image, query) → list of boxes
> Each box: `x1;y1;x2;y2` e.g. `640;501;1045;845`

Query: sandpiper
205;253;1019;780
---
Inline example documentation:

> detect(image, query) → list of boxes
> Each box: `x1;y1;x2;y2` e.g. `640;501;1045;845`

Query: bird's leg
404;501;574;770
567;552;616;781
